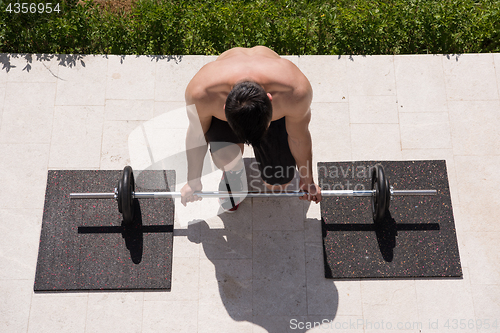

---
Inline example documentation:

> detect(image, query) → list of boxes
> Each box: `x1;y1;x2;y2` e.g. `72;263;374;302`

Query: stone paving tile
443;53;499;101
448;100;500;156
56;55;107;106
0;209;42;280
350;124;402;160
361;280;419;331
298;55;349;103
0;279;32;333
85;293;144;333
349;95;399;124
105;99;154;121
142;300;199;333
460;233;500;285
454;156;500;232
0;82;55;144
28;294;88;333
106;56;156;100
415;268;477;333
49;105;104;168
471;284;500;320
394;55;448;113
100;120;144;169
0;143;50;209
346;55;396;96
310;102;351;162
399;112;452;149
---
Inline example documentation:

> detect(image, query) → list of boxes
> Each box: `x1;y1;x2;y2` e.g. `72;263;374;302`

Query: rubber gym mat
319;160;462;279
34;169;175;291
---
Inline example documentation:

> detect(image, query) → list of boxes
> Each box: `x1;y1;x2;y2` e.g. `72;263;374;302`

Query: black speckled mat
319;160;462;279
34;170;175;291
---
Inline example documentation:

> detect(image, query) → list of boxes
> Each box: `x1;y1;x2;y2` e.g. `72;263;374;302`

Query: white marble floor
0;53;499;333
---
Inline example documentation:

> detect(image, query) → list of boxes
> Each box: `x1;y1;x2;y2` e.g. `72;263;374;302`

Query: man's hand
181;181;203;206
299;179;322;203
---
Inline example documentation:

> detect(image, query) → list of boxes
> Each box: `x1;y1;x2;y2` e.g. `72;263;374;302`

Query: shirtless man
181;46;321;211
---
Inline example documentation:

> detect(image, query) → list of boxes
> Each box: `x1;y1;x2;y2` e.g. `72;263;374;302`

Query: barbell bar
70;165;437;225
69;189;435;199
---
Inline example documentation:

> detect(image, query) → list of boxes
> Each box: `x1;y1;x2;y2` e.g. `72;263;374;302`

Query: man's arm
284;86;321;202
182;87;212;205
185;103;209;184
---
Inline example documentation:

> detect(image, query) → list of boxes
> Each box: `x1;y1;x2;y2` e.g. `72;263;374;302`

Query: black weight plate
120;166;135;225
117;178;123;213
384;170;391;213
371;164;389;222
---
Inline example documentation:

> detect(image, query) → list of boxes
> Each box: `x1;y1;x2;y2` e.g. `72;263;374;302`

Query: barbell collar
391;189;437;196
70;193;116;199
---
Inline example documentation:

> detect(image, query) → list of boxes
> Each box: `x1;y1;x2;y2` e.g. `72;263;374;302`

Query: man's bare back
185;46;312;132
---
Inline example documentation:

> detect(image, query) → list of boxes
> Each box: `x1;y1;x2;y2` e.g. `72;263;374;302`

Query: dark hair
225;81;272;147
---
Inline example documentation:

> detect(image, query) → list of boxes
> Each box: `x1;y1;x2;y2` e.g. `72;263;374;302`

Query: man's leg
204;117;247;212
209;142;247;212
253;117;297;192
210;143;245;172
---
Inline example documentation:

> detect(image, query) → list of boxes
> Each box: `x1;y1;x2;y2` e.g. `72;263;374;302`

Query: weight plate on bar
117;178;123;213
371;164;390;223
120;166;135;225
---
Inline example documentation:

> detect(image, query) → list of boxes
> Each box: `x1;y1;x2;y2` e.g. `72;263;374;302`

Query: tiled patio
0;52;499;332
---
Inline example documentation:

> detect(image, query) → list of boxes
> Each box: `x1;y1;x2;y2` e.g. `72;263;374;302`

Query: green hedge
1;0;499;55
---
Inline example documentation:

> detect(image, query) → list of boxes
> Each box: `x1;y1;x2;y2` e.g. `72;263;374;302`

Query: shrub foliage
1;0;499;55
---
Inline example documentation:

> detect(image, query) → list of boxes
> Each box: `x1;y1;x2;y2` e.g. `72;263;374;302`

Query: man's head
225;81;272;147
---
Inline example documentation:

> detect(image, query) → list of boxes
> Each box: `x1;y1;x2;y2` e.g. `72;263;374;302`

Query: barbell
70;165;437;225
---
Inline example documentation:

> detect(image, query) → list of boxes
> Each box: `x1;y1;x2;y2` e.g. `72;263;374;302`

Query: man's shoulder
187;61;229;92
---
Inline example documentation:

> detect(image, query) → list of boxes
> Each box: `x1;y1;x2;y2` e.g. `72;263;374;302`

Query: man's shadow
186;158;339;332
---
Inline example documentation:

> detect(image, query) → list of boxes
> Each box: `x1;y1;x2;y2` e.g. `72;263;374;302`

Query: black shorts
204;117;296;185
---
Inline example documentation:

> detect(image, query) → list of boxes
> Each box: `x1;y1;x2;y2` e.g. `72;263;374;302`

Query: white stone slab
0;144;49;209
100;120;143;169
361;280;419;331
350;124;402;160
454;156;500;232
349;95;398;124
28;294;88;333
106;56;156;100
400;112;452;149
104;99;154;121
49;105;104;168
461;233;500;285
85;293;144;333
0;279;32;333
0;209;42;279
443;53;499;101
449;100;500;155
310;102;351;162
298;55;349;103
394;55;448;113
142;300;199;333
55;55;107;106
416;270;476;333
0;82;55;144
346;55;396;96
